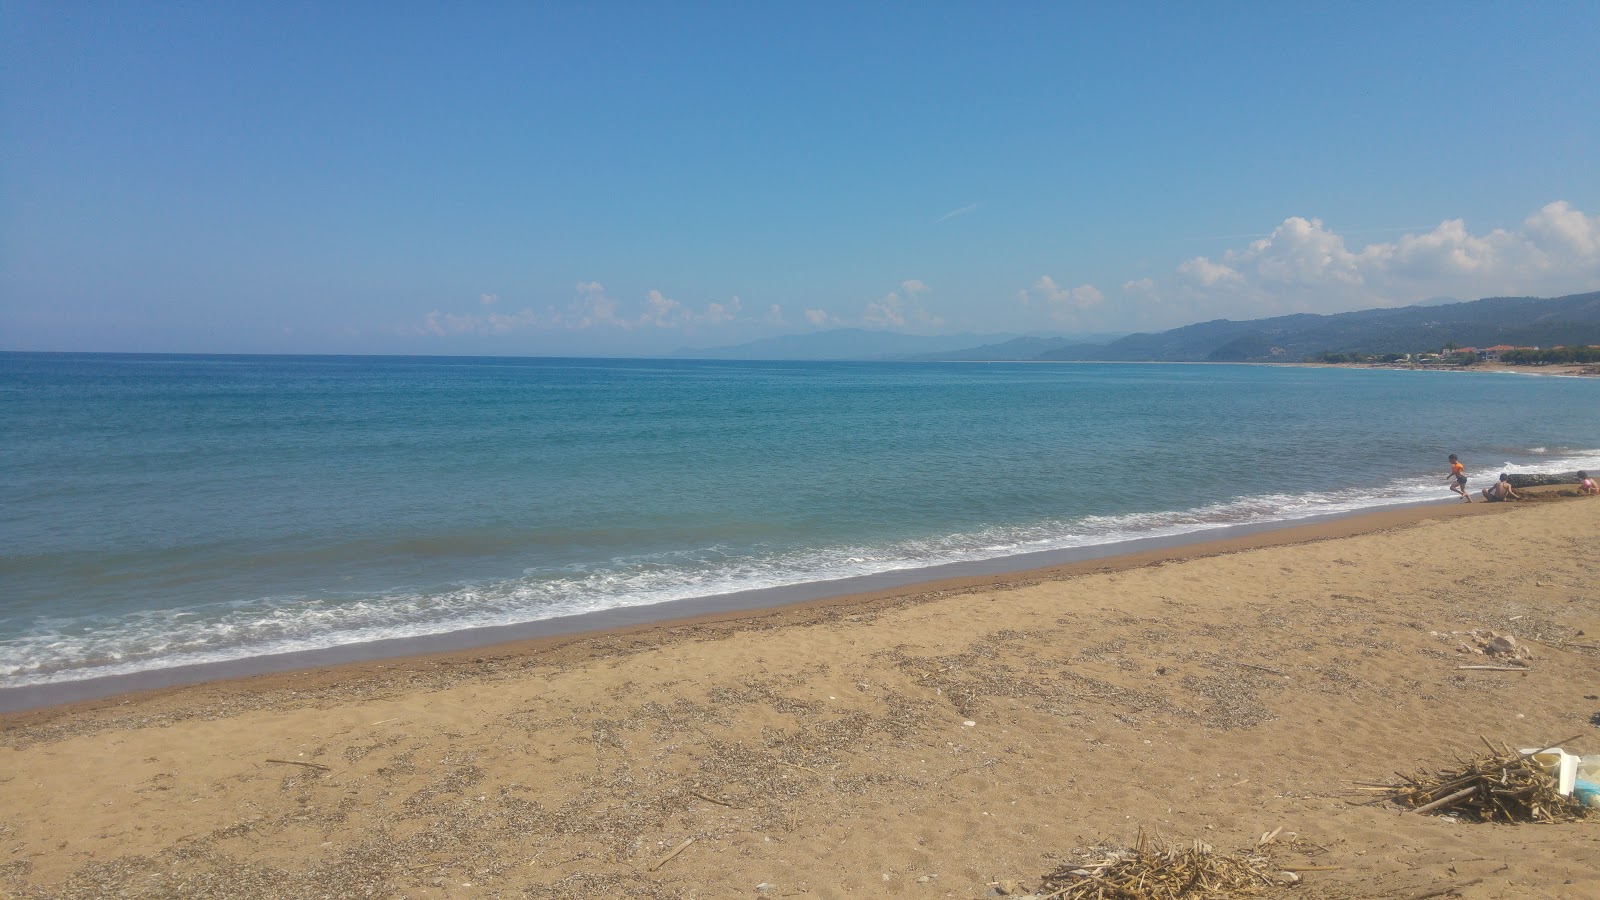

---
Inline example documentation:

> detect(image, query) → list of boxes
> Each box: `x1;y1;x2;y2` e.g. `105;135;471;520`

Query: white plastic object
1520;747;1578;796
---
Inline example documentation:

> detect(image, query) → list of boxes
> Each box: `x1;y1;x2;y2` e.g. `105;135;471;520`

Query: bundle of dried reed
1036;830;1279;899
1387;738;1590;823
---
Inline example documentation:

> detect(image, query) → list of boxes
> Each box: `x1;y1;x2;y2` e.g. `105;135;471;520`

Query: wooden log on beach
1504;472;1578;488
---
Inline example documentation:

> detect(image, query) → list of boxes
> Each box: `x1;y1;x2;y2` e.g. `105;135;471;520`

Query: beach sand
3;492;1598;899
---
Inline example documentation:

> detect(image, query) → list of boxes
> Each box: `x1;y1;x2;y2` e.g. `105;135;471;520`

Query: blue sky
3;2;1597;356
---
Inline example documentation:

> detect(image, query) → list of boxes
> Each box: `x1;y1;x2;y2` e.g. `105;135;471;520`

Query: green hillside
1034;291;1600;362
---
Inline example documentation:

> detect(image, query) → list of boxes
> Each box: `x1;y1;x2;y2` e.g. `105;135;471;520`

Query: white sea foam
6;449;1600;687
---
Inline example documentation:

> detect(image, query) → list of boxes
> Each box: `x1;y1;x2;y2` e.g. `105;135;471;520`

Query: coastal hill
1033;290;1600;362
676;291;1600;362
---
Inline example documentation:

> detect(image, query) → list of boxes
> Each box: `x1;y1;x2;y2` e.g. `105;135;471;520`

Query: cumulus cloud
640;289;687;327
862;295;905;327
702;295;742;325
862;279;942;329
1176;256;1245;287
1134;201;1600;325
1017;276;1105;322
411;283;763;336
1523;200;1598;258
420;307;546;336
804;308;837;327
571;281;627;328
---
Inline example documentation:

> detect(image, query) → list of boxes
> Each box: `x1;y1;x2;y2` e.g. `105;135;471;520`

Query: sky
3;2;1598;356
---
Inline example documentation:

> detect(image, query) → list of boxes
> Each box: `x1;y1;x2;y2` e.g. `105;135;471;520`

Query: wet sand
3;490;1598;898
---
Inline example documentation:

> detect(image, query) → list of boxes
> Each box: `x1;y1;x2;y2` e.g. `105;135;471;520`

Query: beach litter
1454;630;1533;661
1384;738;1593;822
1575;754;1600;808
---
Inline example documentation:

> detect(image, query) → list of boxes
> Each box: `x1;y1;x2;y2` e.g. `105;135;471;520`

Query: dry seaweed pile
1387;740;1590;823
1035;835;1280;899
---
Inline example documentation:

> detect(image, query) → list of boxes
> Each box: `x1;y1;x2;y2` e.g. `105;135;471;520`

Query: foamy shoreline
0;497;1469;713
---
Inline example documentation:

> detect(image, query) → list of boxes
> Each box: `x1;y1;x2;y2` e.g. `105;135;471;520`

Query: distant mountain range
670;329;1046;360
1033;291;1600;362
673;291;1600;362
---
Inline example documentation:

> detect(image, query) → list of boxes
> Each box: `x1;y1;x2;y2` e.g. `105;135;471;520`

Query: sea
4;352;1599;703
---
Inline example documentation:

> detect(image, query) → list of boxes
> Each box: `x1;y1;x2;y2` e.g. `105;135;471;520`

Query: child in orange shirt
1445;454;1471;502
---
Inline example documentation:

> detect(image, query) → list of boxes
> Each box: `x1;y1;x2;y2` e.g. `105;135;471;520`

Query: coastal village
1315;342;1600;375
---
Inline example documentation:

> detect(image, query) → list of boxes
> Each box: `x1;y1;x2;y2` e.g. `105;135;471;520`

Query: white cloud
765;304;786;324
702;295;742;325
863;279;942;329
411;282;766;337
804;308;836;327
1018;276;1105;322
934;203;979;224
863;294;906;327
1523;200;1599;258
571;282;628;328
1134;201;1600;325
419;307;546;336
1176;255;1245;287
640;289;687;327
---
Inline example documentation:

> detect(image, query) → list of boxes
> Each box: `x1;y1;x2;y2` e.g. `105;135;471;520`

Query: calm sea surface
4;352;1598;689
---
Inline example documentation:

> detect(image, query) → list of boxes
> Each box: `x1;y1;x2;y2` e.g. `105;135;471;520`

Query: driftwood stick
1456;665;1530;671
1412;786;1478;814
1521;735;1585;756
1401;877;1484;899
265;758;331;772
689;790;744;809
1237;662;1289;676
649;837;694;871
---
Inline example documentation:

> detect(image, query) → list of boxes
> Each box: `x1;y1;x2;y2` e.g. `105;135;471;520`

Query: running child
1445;454;1471;502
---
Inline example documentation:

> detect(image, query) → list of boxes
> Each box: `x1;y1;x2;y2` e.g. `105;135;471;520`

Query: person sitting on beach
1445;454;1471;503
1481;473;1523;502
1579;471;1599;496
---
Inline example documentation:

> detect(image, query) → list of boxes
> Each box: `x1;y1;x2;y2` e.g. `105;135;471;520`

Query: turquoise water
4;352;1598;688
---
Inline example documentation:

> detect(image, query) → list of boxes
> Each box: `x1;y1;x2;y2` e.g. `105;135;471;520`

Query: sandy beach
3;491;1597;899
1293;361;1600;378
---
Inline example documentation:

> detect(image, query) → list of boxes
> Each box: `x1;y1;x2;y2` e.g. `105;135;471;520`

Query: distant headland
675;290;1600;370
